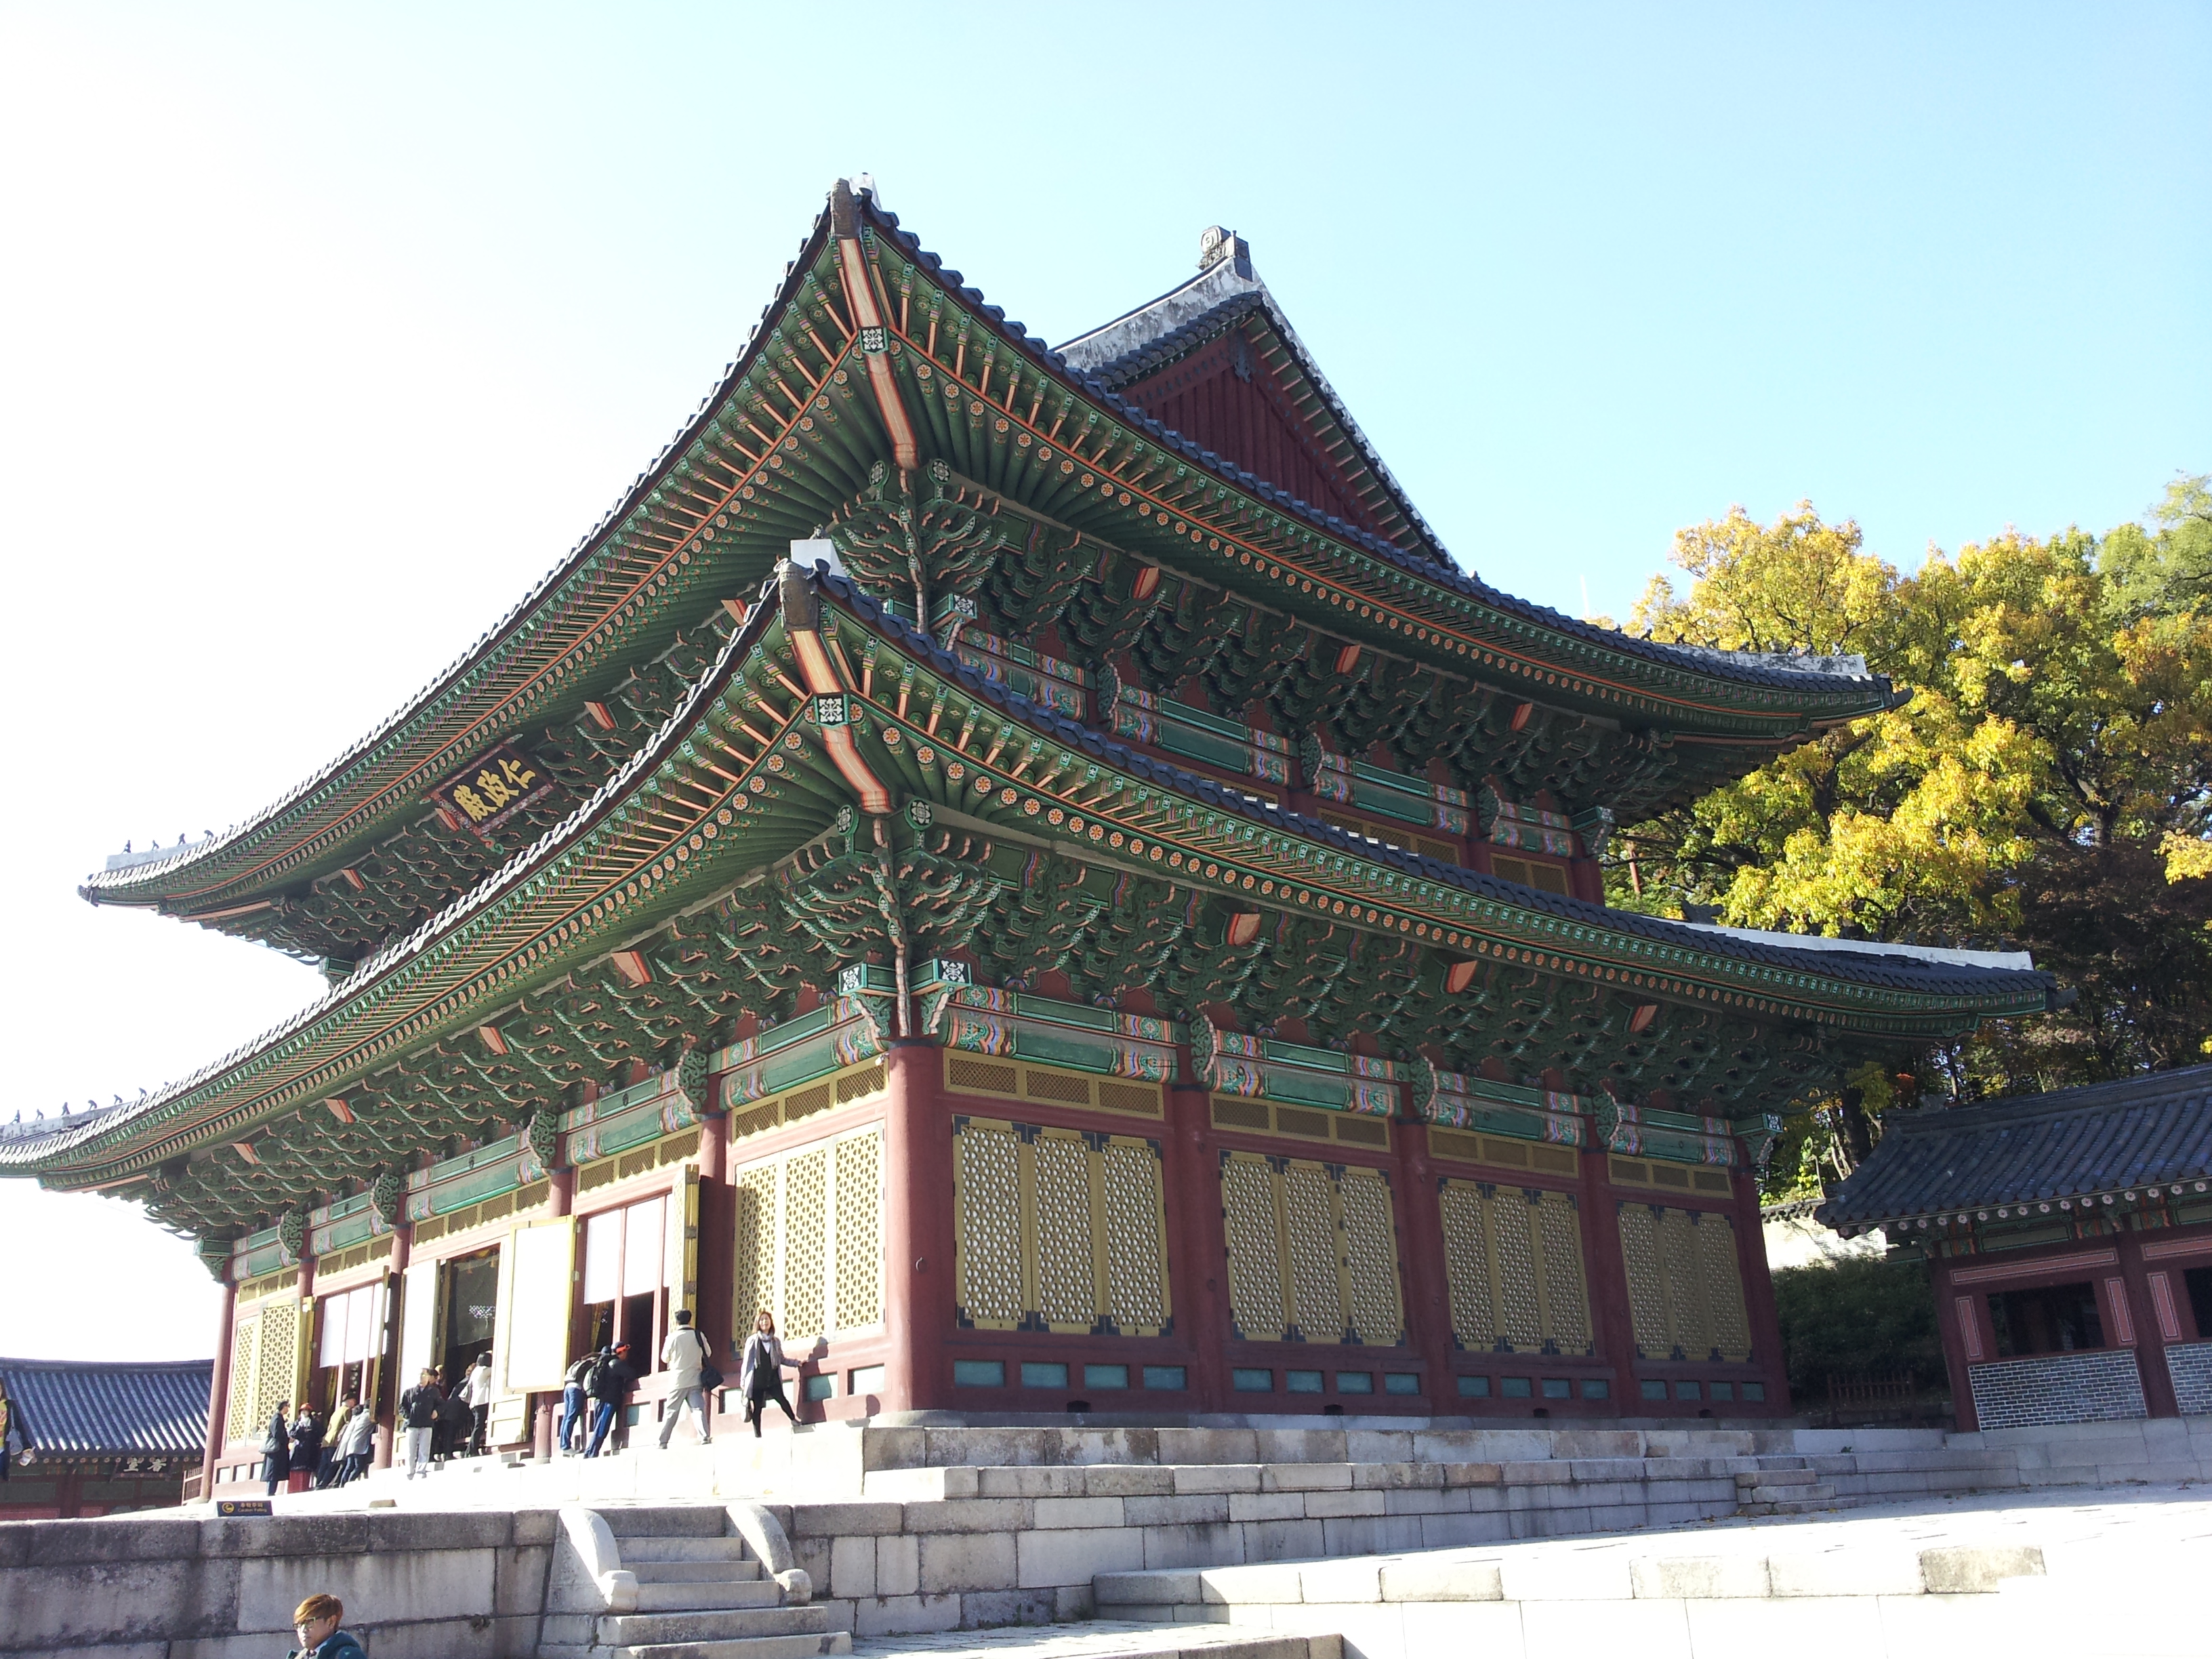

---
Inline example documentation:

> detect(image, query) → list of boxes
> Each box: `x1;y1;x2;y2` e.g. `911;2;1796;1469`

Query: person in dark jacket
287;1407;325;1492
583;1344;637;1458
398;1369;444;1479
287;1592;368;1659
260;1401;292;1496
437;1387;472;1463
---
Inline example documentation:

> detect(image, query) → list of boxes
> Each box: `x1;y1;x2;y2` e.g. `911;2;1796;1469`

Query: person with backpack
314;1401;350;1488
438;1384;473;1462
398;1369;443;1479
737;1309;800;1438
655;1309;718;1448
583;1343;637;1458
260;1401;292;1496
558;1352;594;1454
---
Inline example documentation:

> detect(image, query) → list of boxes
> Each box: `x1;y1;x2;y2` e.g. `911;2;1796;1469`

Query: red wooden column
533;1167;577;1461
200;1277;237;1496
2115;1227;2178;1417
1391;1118;1460;1411
375;1225;410;1469
692;1112;734;1431
1732;1167;1790;1414
1929;1258;1988;1432
880;1041;954;1413
1162;1082;1232;1410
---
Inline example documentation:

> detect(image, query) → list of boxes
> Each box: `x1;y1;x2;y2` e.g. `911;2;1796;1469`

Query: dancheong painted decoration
10;182;2062;1487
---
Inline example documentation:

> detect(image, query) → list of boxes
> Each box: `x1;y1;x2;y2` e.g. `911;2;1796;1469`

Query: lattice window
956;1121;1026;1326
254;1300;299;1432
781;1148;829;1340
1618;1202;1749;1361
731;1162;779;1333
1696;1211;1752;1362
1102;1140;1169;1331
224;1313;260;1444
1031;1132;1097;1327
1221;1153;1287;1342
1439;1181;1591;1355
1492;1191;1544;1350
1340;1166;1404;1347
834;1130;883;1331
952;1116;1170;1336
1437;1183;1497;1351
1657;1208;1706;1358
1534;1189;1593;1354
1283;1163;1345;1342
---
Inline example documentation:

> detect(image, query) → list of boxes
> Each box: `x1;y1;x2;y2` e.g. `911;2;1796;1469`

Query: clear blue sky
1;2;2205;1359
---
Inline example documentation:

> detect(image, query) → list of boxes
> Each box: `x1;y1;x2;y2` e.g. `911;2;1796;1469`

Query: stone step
600;1605;831;1648
632;1557;769;1582
604;1505;735;1537
613;1634;851;1659
1742;1482;1839;1504
622;1536;756;1563
634;1578;785;1612
1738;1466;1820;1486
844;1626;1336;1658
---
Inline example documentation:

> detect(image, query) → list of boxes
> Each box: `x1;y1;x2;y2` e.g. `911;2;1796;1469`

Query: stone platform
1090;1483;2212;1658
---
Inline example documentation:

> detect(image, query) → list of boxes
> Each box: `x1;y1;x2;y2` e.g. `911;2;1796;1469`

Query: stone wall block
902;1498;1032;1535
0;1557;242;1648
1014;1526;1144;1589
916;1531;1019;1594
830;1534;878;1599
852;1592;964;1638
1155;1428;1260;1465
1124;1494;1231;1527
1261;1462;1353;1492
1029;1496;1125;1530
1172;1464;1263;1495
956;1588;1059;1628
30;1516;204;1567
1240;1518;1326;1563
1302;1489;1386;1519
1228;1492;1307;1523
235;1547;500;1632
877;1534;920;1598
1141;1522;1248;1571
787;1501;905;1538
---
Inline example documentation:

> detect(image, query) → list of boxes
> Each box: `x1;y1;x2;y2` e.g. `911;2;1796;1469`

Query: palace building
6;184;2060;1492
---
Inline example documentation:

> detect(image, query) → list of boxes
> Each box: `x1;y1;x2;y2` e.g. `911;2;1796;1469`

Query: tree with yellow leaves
1611;482;2212;1192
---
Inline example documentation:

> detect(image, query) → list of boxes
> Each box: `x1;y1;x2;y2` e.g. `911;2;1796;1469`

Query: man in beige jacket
656;1309;714;1447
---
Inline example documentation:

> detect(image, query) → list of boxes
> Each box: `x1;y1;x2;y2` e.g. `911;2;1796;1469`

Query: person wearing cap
286;1593;367;1658
583;1342;638;1458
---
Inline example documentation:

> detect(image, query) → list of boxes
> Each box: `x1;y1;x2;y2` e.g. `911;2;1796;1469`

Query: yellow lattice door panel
1694;1213;1752;1361
225;1311;260;1444
1657;1208;1709;1359
955;1119;1026;1328
834;1130;883;1331
1437;1183;1497;1351
1101;1139;1170;1331
1532;1190;1594;1354
1221;1151;1288;1342
1491;1190;1545;1351
1437;1181;1593;1356
1618;1202;1750;1361
1618;1202;1671;1357
249;1300;302;1432
1338;1166;1404;1347
1031;1131;1097;1328
1282;1163;1345;1342
779;1147;830;1340
731;1161;779;1333
952;1116;1172;1336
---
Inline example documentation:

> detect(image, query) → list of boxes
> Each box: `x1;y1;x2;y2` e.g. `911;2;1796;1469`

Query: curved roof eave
10;563;2055;1189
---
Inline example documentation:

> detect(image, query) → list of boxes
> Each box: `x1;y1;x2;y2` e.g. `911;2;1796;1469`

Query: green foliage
1612;477;2212;1192
1770;1254;1945;1406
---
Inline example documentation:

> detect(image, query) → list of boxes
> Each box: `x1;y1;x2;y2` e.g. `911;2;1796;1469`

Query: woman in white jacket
735;1309;801;1437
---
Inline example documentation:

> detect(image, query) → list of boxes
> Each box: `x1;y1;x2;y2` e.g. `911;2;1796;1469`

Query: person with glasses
285;1593;366;1658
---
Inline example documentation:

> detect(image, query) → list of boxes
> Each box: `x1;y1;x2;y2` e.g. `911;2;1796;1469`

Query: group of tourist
260;1310;806;1492
257;1397;376;1496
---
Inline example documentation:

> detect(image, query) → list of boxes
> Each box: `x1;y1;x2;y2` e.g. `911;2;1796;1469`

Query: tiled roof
0;1357;210;1458
1816;1064;2212;1231
867;199;1898;701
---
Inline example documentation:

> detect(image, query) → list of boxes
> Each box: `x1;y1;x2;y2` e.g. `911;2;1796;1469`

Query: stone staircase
1732;1458;1839;1515
540;1502;851;1659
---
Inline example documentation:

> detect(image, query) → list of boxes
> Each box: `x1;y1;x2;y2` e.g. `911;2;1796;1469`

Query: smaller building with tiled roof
0;1356;210;1518
1818;1067;2212;1435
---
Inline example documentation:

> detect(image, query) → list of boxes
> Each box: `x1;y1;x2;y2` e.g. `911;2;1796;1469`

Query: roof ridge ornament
1197;226;1251;275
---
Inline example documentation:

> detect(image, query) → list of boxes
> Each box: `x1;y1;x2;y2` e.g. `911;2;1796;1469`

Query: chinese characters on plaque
430;742;556;836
